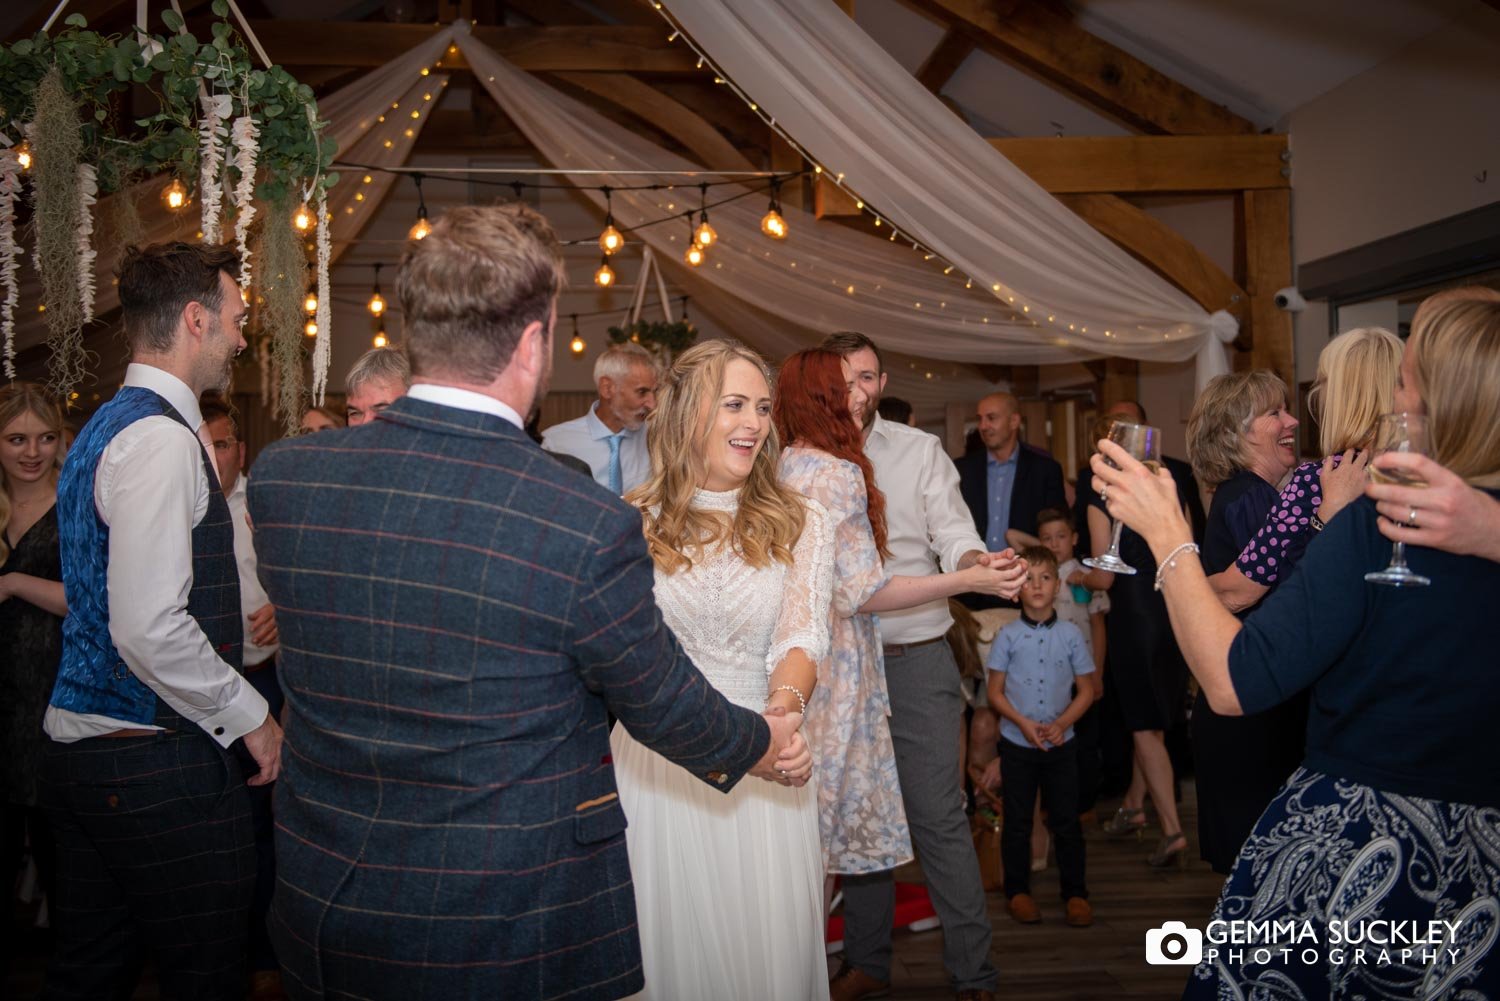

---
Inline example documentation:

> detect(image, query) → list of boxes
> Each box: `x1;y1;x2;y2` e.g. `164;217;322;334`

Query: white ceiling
856;0;1481;135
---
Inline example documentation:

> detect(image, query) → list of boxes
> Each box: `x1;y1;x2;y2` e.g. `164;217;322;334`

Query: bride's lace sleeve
765;496;836;675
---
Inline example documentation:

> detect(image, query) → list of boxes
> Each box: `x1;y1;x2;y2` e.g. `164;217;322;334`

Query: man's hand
971;549;1028;599
248;603;278;647
1035;722;1063;747
750;709;810;785
240;712;283;787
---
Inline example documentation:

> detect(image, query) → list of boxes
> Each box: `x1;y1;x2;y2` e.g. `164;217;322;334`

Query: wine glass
1364;412;1431;587
1083;421;1162;576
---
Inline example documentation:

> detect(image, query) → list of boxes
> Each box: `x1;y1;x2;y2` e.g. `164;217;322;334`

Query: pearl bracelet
770;683;808;716
1153;542;1201;592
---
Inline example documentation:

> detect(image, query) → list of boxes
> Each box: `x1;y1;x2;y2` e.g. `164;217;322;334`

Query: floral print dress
780;447;913;874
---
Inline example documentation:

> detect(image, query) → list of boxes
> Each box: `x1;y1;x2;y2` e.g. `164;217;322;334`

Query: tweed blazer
248;396;771;1001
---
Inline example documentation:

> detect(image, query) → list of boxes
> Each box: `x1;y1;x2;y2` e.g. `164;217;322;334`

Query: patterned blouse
779;447;913;874
1235;459;1333;587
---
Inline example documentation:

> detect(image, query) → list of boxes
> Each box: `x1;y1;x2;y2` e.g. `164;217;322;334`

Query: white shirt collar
868;412;893;441
406;383;524;430
124;363;203;429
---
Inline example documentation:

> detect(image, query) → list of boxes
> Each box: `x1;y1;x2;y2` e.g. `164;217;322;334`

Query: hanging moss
31;66;88;396
257;195;306;436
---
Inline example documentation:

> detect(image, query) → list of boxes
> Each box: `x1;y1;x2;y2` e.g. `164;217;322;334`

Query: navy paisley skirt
1183;768;1500;1000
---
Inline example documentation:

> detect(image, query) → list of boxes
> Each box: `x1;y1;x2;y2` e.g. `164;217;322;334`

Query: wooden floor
849;785;1224;1000
6;790;1223;1000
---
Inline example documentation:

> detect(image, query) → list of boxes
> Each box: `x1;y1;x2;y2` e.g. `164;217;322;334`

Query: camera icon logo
1146;921;1203;965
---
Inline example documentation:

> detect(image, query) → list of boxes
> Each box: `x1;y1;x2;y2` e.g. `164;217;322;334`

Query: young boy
986;545;1095;927
1037;508;1109;690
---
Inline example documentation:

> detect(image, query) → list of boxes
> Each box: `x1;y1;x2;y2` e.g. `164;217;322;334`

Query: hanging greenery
607;319;698;358
259;193;307;435
0;2;338;396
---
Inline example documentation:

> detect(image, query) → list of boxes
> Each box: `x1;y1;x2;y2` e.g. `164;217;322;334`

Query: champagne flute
1084;421;1162;576
1364;412;1431;587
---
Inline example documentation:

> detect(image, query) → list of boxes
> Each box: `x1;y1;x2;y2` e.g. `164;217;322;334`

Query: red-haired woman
775;349;1017;890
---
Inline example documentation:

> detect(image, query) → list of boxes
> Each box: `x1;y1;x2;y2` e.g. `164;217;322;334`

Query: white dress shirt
540;400;649;494
225;475;276;668
405;382;525;428
864;414;986;645
44;363;269;746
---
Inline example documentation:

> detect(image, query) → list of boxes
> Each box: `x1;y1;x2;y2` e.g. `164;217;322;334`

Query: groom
248;203;808;1001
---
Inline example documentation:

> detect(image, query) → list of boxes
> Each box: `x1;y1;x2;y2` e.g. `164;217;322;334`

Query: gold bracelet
1153;542;1201;592
770;683;808;716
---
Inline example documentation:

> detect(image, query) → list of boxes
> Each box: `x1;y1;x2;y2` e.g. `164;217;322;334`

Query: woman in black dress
1184;371;1304;874
1076;415;1199;867
0;383;69;927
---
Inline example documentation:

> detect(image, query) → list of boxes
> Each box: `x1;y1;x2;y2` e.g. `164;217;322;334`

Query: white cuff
194;681;270;747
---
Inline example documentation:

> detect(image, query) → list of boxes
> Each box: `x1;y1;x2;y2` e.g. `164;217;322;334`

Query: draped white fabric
451;25;1231;392
658;0;1238;383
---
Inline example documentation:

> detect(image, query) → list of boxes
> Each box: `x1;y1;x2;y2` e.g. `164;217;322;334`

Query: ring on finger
1409;506;1419;526
1100;485;1108;503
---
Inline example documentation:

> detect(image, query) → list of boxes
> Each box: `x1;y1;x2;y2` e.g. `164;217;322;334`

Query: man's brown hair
821;331;884;373
117;242;242;354
396;203;565;383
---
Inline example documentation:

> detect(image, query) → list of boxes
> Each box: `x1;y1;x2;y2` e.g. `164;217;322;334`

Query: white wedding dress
612;487;835;1001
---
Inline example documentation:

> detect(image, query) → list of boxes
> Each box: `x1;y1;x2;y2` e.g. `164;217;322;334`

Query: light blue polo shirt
986;611;1094;748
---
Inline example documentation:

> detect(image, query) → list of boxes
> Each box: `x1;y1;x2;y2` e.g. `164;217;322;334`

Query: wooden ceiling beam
905;0;1256;135
992;135;1288;193
916;30;975;93
1057;192;1245;316
814;134;1287;216
182;20;698;72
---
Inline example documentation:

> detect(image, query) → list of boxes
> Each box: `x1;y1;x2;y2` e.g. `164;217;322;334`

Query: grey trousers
840;639;997;991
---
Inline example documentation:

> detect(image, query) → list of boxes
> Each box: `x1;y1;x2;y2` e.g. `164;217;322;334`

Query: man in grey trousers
824;333;1026;1001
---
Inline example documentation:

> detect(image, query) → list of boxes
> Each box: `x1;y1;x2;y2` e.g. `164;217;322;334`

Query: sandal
1102;806;1147;839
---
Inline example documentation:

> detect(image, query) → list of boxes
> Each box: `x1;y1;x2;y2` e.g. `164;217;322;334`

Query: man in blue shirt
987;546;1095;928
957;393;1067;609
541;342;658;494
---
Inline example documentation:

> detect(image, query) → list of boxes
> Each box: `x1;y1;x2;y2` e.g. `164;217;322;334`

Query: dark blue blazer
248;396;770;1001
956;443;1068;610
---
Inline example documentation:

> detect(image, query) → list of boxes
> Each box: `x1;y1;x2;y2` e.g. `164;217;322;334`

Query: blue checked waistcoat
51;387;242;730
247;396;770;1001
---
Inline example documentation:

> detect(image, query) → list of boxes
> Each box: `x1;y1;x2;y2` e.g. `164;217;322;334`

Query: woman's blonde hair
1406;296;1500;488
0;382;67;563
1309;326;1403;456
631;340;806;574
1186;370;1289;488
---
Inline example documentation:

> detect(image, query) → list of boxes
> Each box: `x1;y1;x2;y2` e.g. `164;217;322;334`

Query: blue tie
606;431;625;494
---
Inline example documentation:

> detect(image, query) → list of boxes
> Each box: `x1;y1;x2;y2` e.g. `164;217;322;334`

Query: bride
614;340;835;1001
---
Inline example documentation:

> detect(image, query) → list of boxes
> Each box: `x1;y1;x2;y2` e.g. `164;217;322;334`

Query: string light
569;314;585;355
598;186;623;255
304;319;318;338
373;324;388;349
368;262;386;316
303;290;318;314
292;202;314;231
683;216;705;266
694;183;717;248
408;173;431;240
761;179;787;241
594;256;616;287
162;177;189;211
15;141;33;171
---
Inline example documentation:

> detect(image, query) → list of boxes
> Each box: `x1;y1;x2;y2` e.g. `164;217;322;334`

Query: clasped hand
969;549;1029;599
750;707;812;787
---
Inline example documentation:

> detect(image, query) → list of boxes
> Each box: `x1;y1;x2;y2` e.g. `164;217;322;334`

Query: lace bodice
651;487;835;710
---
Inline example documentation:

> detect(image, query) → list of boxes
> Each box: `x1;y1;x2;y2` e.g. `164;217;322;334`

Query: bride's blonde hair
631;340;805;574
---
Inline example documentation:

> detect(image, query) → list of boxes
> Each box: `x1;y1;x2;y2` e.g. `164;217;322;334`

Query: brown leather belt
97;728;170;739
882;634;947;659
